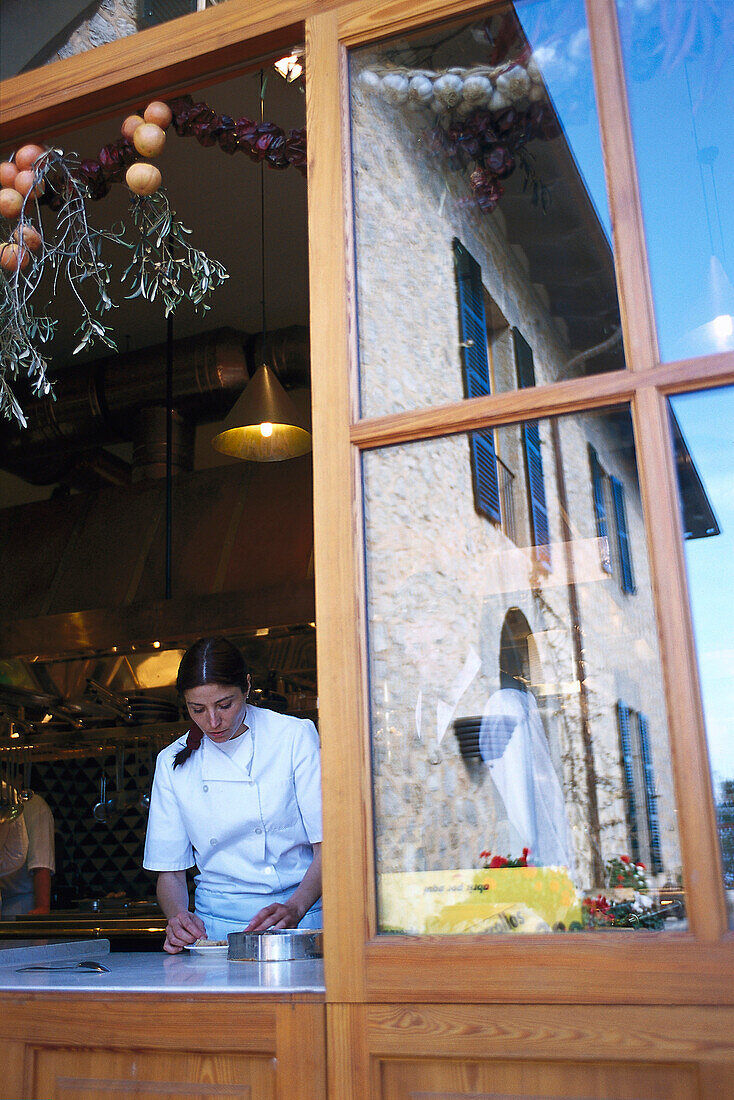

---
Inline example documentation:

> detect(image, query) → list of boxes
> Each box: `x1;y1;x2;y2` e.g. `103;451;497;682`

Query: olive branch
0;149;228;427
121;190;228;317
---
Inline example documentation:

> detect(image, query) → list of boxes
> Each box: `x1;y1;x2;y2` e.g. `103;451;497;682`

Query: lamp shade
212;363;312;461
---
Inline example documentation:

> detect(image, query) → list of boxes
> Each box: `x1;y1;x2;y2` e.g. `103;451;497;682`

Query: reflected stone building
351;17;684;898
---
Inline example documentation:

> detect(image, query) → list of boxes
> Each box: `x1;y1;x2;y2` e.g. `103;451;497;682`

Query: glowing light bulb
260;422;273;438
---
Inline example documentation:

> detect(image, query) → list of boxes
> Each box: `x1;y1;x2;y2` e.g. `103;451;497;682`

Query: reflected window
617;701;662;873
364;407;687;935
617;1;734;362
669;386;734;926
588;445;635;593
350;0;625;419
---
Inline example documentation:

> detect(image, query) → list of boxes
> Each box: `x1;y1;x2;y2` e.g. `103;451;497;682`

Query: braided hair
173;637;250;768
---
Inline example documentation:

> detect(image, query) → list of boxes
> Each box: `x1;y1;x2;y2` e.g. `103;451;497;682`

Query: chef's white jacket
0;793;55;917
143;706;322;903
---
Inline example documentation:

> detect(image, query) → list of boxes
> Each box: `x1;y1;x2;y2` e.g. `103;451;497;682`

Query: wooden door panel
379;1058;698;1100
31;1047;275;1100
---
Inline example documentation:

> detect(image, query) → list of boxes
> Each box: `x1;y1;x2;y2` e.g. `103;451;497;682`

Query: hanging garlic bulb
432;73;464;109
380;72;410;105
408;74;435;104
357;69;382;93
526;56;542;84
528;83;545;103
461;74;492;106
495;65;531;102
488;88;511;113
429;98;450;117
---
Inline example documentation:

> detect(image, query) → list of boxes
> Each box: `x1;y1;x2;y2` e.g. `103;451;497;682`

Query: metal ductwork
0;325;310;488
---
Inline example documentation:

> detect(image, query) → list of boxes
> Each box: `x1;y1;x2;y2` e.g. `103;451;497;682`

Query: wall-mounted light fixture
274;50;304;83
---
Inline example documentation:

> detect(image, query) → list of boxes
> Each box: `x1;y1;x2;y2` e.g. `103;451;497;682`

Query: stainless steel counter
0;946;325;994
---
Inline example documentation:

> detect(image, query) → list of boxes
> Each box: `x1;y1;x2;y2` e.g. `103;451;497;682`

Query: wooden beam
0;1;310;145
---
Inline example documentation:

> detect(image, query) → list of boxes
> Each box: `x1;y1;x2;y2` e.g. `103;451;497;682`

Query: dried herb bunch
122;189;228;317
0;147;124;426
0;144;228;427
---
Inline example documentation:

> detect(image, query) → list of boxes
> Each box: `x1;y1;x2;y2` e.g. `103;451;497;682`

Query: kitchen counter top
0;946;325;995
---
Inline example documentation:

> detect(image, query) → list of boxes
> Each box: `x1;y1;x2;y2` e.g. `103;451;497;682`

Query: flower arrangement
581;894;614;928
605;855;648;892
582;889;662;930
479;847;530;869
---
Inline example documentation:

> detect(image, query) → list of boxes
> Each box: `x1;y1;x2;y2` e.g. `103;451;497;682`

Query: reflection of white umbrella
479;689;575;872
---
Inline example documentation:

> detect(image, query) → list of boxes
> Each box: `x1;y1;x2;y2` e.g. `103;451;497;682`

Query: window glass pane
617;1;734;362
364;406;688;934
669;386;734;926
0;1;217;80
350;1;625;419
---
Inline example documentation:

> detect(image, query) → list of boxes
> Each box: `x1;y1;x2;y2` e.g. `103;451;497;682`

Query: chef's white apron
195;888;323;939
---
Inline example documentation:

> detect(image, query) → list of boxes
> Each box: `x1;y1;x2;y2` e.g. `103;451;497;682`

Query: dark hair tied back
173;636;249;768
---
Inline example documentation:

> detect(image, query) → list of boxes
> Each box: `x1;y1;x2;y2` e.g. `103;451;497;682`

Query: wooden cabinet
328;1003;734;1100
0;994;325;1100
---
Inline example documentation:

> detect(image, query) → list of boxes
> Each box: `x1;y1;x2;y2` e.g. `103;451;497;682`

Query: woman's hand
163;909;207;954
244;900;302;932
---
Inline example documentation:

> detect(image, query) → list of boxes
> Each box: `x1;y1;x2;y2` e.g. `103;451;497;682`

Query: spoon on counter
16;959;110;972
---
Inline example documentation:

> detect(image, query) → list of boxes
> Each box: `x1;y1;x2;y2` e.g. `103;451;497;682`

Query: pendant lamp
212;362;311;460
213;72;311;462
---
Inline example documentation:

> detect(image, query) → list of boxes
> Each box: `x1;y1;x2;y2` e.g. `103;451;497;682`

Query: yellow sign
378;866;582;934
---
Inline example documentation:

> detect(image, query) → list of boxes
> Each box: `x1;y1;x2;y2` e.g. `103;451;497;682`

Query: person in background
144;636;322;953
0;791;55;916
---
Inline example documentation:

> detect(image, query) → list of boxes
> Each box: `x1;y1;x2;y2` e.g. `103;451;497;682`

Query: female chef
143;636;322;953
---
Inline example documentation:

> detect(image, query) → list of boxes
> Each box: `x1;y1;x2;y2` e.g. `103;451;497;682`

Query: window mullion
585;0;659;373
631;386;726;941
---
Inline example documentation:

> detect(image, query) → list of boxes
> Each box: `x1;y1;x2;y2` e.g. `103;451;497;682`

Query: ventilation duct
0;325;310;488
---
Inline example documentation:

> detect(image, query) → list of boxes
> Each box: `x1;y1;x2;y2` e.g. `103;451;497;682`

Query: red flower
480;850;490;859
620;855;630;864
636;862;646;870
489;856;508;869
617;874;624;883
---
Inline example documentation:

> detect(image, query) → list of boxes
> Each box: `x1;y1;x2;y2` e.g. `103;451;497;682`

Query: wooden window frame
2;0;733;1012
308;0;734;1009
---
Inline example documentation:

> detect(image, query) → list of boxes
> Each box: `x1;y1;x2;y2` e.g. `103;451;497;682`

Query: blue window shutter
610;475;635;593
589;445;612;573
523;421;551;568
453;239;500;523
638;713;662;873
512;328;550;569
617;701;640;864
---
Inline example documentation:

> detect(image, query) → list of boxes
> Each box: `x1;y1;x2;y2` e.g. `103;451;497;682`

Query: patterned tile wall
31;747;161;905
